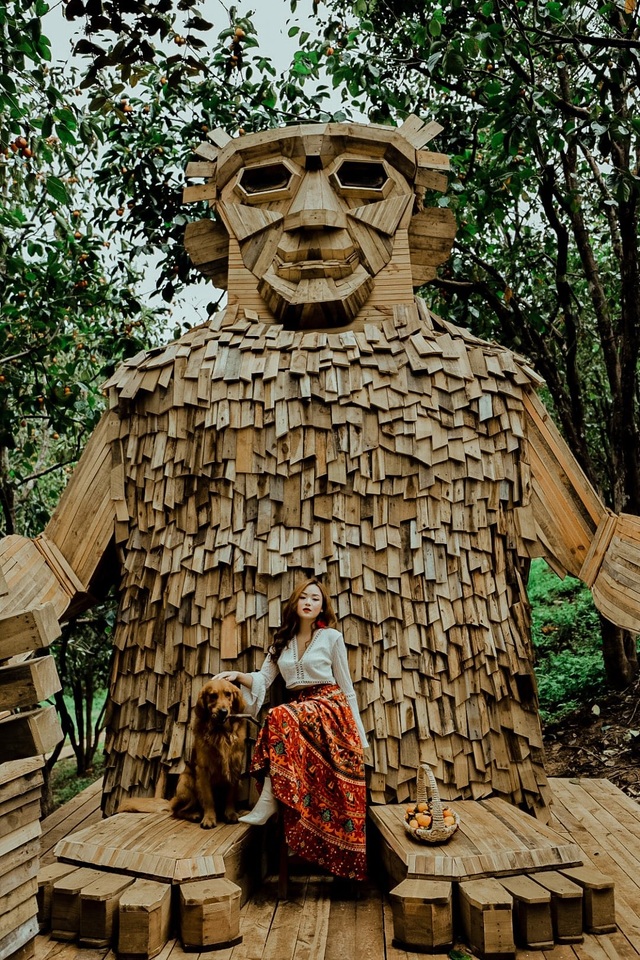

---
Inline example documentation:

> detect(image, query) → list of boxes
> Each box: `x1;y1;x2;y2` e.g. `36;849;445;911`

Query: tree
0;1;161;537
288;0;640;685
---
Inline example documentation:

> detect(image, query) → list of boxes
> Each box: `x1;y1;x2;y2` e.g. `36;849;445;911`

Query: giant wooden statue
1;117;639;820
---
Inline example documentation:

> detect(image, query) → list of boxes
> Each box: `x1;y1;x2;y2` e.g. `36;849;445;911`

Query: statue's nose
283;171;346;231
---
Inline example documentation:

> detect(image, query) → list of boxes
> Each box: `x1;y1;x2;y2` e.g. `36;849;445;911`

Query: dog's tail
116;797;172;814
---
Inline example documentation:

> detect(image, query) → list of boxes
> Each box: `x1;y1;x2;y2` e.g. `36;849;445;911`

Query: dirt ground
542;675;640;801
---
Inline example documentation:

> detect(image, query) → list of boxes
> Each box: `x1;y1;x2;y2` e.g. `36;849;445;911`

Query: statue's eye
239;163;292;194
335;160;389;191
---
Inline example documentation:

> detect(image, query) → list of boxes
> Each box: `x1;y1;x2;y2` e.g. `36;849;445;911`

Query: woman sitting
214;577;368;881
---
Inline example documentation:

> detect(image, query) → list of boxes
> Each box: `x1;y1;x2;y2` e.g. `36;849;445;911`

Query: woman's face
296;585;324;625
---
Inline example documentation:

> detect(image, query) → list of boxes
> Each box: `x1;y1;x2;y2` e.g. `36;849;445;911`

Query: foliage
49;752;105;812
528;559;607;722
50;600;114;774
0;1;163;537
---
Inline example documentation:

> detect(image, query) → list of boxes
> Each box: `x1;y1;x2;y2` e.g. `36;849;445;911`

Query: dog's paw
200;814;217;829
224;809;240;823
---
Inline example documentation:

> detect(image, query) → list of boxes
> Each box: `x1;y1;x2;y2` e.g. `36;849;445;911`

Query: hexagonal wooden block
560;866;616;934
79;871;135;947
117;878;172;960
179;877;242;950
458;878;515;960
389;878;452;952
531;871;583;944
499;874;553;950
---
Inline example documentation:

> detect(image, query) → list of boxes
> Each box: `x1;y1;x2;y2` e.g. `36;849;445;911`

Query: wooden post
560;865;616;934
50;866;104;940
36;862;77;931
389;878;453;951
117;878;172;960
458;878;515;960
499;874;553;949
79;871;136;947
530;871;583;944
179;877;242;950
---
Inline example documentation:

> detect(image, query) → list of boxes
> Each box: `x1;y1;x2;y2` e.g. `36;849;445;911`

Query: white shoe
239;776;278;825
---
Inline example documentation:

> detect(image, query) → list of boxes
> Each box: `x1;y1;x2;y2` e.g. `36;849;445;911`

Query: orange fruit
416;802;429;813
416;813;432;828
408;818;418;829
405;804;415;816
443;815;456;826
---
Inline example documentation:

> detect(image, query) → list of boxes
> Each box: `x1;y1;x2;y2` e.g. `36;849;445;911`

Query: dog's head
195;679;246;727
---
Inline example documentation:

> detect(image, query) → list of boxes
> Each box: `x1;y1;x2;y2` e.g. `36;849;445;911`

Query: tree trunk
600;615;638;688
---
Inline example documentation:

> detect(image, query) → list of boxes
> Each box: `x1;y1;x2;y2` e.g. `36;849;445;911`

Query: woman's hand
212;670;251;688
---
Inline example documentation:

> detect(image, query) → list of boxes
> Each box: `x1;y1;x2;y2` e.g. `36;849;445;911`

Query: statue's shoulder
416;298;544;390
102;310;232;406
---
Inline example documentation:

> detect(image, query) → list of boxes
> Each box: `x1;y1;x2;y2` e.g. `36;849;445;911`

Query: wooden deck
35;777;640;959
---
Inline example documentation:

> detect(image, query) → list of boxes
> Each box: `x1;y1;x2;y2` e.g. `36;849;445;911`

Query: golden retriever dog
170;678;247;829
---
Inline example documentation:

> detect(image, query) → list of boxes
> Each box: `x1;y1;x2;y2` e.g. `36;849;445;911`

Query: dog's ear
233;685;246;713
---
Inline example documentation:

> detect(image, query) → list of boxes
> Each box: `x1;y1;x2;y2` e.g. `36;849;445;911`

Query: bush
528;559;606;722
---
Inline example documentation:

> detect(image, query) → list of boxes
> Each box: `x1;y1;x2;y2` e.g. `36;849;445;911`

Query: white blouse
242;628;369;748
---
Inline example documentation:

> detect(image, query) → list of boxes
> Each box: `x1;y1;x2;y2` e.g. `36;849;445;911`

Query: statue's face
215;133;414;329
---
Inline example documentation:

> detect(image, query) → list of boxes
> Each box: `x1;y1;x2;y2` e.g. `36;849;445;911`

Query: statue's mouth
275;252;359;282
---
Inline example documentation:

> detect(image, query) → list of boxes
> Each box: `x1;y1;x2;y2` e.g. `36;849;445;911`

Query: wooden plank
0;656;61;710
0;605;60;661
458;877;515;959
118;878;172;960
0;707;62;763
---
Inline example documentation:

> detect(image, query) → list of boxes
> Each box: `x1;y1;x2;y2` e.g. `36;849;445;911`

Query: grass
528;558;607;723
49;752;106;810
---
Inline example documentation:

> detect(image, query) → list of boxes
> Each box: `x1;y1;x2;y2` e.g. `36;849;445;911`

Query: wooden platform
34;777;640;959
54;812;261;887
371;796;583;885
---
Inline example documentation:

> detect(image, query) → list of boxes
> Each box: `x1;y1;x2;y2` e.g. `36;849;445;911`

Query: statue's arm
0;410;118;624
523;389;640;633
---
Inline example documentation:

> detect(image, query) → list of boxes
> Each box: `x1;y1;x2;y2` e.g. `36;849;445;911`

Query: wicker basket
402;765;460;844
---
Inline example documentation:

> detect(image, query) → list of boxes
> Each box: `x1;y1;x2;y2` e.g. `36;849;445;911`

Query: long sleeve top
242;627;369;748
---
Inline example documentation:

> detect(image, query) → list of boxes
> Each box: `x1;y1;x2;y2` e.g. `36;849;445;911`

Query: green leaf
46;176;70;206
428;18;442;37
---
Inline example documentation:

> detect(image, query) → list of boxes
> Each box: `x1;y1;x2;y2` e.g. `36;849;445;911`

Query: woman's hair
269;577;337;662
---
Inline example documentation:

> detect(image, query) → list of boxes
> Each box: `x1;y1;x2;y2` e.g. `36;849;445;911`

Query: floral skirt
250;683;367;880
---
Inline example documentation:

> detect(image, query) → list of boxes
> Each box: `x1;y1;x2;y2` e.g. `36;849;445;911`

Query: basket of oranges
403;764;460;844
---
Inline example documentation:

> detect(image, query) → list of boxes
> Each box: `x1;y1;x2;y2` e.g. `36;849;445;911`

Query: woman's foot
239;776;278;825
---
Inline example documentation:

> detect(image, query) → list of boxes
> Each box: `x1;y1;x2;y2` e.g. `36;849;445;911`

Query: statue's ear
182;138;230;286
184;219;229;289
408;207;457;287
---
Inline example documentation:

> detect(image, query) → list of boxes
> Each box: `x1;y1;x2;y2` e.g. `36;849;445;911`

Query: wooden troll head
183;116;456;330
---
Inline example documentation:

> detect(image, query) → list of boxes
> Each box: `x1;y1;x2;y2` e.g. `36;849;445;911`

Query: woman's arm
330;632;369;748
214;653;279;717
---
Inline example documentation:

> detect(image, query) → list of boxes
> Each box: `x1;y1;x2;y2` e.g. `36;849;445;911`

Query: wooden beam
0;604;60;661
0;656;61;711
0;707;62;763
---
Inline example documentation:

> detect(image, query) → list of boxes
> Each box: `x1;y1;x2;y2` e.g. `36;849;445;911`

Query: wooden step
117;878;172;960
388;878;452;951
36;861;77;931
499;874;553;949
50;865;104;941
79;871;136;947
529;870;583;944
179;877;242;950
458;878;515;960
560;865;616;934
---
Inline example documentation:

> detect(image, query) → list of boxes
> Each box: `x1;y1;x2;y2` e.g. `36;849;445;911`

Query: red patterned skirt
250;683;367;880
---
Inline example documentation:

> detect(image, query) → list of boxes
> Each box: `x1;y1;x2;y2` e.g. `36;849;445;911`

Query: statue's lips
275;254;360;282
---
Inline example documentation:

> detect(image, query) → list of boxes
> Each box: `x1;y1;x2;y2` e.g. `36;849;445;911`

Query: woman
214;578;368;880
